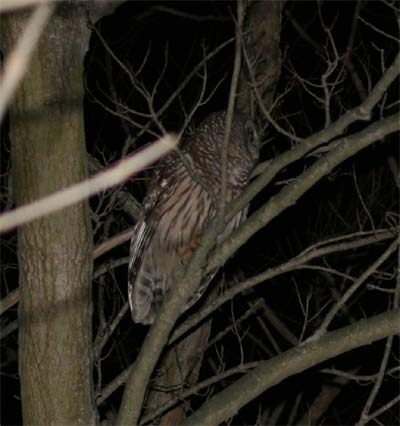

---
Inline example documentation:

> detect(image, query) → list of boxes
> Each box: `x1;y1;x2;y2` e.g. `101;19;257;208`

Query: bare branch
215;113;400;270
358;394;400;425
0;289;19;316
218;0;244;222
311;237;399;339
226;52;400;224
137;5;231;22
182;309;400;426
171;229;395;345
92;228;134;259
321;366;400;383
140;362;260;425
0;227;135;315
96;366;130;406
358;16;400;44
0;134;178;233
298;368;359;425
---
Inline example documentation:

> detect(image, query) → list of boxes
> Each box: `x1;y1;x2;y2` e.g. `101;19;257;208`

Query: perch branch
182;309;400;426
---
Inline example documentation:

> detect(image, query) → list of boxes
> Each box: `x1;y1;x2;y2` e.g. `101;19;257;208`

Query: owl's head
189;110;259;164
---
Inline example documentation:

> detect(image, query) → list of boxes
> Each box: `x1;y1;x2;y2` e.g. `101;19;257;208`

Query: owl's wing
128;221;151;285
128;164;166;324
183;270;218;311
129;171;248;324
182;205;247;312
128;152;214;324
128;219;159;324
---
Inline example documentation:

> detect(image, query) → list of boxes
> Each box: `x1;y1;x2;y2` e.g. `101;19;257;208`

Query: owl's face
187;111;259;172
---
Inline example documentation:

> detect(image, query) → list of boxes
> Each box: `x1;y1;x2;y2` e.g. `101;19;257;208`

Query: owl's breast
153;169;213;252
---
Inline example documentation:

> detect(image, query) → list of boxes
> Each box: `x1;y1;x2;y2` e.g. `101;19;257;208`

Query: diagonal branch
312;237;399;338
0;227;135;316
218;0;244;222
171;229;396;343
96;229;395;405
213;112;400;270
226;52;400;223
116;8;245;426
182;309;400;426
0;134;178;233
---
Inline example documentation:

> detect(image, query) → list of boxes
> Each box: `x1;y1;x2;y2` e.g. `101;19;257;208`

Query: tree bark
182;309;400;426
2;4;97;425
237;0;285;115
144;323;211;425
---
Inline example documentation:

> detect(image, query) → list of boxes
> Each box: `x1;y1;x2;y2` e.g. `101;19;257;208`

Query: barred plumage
128;111;259;324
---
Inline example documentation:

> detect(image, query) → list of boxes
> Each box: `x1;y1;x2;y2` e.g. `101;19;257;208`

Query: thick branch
212;113;400;269
96;229;395;404
183;309;400;426
116;9;247;426
227;52;400;223
116;217;219;425
171;229;396;343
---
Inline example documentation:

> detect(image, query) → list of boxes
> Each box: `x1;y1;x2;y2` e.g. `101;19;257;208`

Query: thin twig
0;228;135;315
310;237;399;340
182;309;400;426
321;366;400;384
218;0;244;224
171;229;396;344
224;53;400;226
358;394;400;425
0;134;178;233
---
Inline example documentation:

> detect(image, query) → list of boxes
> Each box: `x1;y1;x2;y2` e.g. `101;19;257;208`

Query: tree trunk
145;323;211;425
3;5;95;425
237;0;285;115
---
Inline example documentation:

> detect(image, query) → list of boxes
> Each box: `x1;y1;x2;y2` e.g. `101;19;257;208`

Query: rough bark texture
182;309;400;426
143;1;285;423
237;0;285;115
145;323;211;424
3;5;96;425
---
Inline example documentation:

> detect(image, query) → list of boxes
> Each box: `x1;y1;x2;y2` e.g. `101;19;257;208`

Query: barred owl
128;111;259;324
